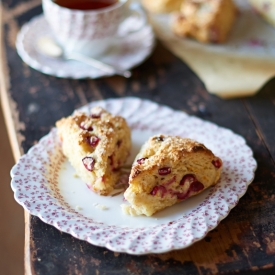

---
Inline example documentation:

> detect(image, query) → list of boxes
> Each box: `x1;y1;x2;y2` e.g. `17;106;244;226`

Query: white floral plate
16;15;155;79
11;97;257;254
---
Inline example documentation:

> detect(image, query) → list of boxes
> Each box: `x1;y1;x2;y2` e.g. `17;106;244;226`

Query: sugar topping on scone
56;107;131;195
122;135;222;216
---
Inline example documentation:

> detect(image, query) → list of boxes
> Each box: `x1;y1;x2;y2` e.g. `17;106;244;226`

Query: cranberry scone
171;0;237;43
56;107;131;195
122;135;222;216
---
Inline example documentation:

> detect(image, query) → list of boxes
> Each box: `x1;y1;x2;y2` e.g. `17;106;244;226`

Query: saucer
16;14;155;79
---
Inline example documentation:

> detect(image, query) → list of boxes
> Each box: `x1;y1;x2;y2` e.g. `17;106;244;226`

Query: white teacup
42;0;147;57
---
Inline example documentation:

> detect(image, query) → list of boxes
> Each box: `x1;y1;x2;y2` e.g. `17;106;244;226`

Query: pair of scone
56;107;222;216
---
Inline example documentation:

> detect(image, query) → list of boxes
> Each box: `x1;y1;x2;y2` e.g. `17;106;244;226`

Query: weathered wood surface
1;1;275;274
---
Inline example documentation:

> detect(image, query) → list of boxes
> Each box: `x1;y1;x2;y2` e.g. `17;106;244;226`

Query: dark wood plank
245;79;275;161
2;1;275;275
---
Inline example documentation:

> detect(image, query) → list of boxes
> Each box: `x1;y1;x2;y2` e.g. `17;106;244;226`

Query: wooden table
1;1;275;274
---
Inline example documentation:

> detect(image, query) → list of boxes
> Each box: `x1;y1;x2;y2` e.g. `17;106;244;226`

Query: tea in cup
42;0;147;57
54;0;119;10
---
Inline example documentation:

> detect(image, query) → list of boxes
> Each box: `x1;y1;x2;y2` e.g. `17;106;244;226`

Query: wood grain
0;106;24;275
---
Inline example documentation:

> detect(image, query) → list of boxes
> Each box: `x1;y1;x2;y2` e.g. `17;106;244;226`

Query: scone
142;0;182;13
171;0;238;43
56;107;131;195
122;135;222;216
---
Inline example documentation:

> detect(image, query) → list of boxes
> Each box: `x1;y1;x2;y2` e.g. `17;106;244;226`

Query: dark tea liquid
54;0;118;10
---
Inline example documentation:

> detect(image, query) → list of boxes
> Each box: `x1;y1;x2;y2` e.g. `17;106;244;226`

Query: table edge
0;4;32;275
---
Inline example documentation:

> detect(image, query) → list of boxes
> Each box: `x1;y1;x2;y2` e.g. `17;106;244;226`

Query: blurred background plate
148;0;275;98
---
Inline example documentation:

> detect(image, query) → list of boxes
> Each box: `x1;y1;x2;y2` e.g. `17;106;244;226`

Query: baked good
122;135;222;216
171;0;238;43
249;0;275;27
56;107;131;195
142;0;182;13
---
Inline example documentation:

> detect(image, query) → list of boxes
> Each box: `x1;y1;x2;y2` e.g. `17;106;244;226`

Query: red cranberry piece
137;157;148;165
88;136;100;147
180;174;196;186
176;180;204;200
108;155;114;166
210;26;219;43
190;181;204;192
158;167;171;175
79;121;93;131
176;190;190;200
91;113;101;119
116;140;122;148
212;159;222;168
156;136;164;142
150;185;167;198
82;157;95;171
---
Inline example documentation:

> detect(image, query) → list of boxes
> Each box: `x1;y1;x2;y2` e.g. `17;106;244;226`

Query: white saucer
16;14;155;79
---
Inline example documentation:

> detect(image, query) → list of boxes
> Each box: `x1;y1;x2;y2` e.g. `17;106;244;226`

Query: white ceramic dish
16;15;155;79
11;97;257;254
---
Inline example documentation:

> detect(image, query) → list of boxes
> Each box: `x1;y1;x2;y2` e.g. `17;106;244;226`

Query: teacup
42;0;147;57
